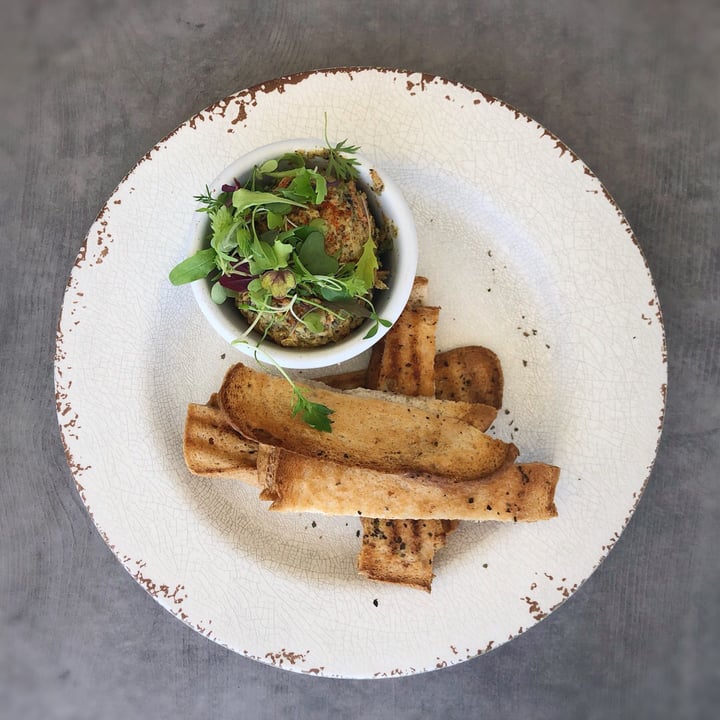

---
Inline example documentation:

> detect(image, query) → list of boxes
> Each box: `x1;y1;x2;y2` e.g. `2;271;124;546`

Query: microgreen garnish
323;113;360;181
170;123;392;431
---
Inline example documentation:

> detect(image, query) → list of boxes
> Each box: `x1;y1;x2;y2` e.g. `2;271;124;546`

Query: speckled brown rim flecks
54;67;667;678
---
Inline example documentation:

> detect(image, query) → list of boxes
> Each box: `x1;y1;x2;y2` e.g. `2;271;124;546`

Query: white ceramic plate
55;68;666;678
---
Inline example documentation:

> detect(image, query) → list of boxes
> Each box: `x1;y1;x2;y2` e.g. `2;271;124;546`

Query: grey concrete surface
1;0;718;718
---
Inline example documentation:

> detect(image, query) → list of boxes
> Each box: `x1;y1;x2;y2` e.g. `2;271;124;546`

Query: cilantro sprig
292;388;334;432
235;338;335;433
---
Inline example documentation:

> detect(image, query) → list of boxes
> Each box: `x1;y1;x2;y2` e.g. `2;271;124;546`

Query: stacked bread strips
182;277;560;591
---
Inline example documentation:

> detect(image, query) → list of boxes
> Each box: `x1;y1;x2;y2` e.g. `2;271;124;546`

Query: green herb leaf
266;211;284;230
293;219;327;241
300;309;325;334
210;281;228;304
353;238;379;291
363;322;380;339
324;114;361;181
247;277;270;307
319;285;351;302
210;205;235;238
273;238;294;266
258;159;278;174
297;232;339;274
236;226;253;256
278;152;305;169
248;238;279;274
232;188;306;213
194;185;226;212
232;339;336;434
169;248;217;285
292;388;334;432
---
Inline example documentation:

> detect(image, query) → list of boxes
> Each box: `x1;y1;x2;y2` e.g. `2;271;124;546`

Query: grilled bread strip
358;518;458;592
320;345;505;408
359;298;449;590
218;362;517;480
364;305;440;396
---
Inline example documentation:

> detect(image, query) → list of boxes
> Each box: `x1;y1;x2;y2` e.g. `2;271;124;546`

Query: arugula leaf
169;248;217;285
353;238;379;291
232;188;307;213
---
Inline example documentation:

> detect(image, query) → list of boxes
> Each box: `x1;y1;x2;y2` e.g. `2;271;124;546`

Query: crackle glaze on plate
55;68;666;678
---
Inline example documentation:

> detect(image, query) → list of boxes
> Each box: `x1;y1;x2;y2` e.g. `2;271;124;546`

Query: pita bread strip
407;275;430;306
434;346;504;409
182;402;259;485
337;386;497;430
260;450;559;521
317;369;367;390
219;363;515;480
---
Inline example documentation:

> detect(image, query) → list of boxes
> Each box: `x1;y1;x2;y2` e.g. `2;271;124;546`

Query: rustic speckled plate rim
55;68;666;677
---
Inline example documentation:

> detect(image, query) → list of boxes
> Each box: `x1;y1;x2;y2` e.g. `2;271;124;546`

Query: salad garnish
170;122;391;432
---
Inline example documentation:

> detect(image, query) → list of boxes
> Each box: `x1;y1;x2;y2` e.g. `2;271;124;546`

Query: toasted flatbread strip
219;363;516;480
183;400;260;485
358;518;458;592
407;275;429;306
317;368;367;390
434;346;504;409
339;386;497;430
365;305;440;396
259;448;559;521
